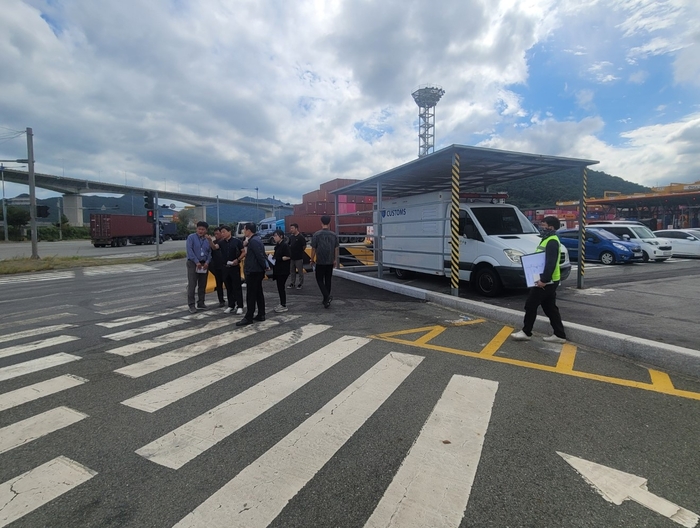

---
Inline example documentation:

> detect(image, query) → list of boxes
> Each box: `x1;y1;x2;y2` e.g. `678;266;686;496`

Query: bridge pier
194;205;207;224
63;194;84;227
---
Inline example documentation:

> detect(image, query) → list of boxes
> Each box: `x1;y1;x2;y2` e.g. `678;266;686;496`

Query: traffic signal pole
155;192;160;258
27;127;38;259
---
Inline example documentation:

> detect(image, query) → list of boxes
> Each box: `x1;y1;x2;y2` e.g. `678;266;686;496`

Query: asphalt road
0;239;187;260
1;260;699;527
370;257;700;351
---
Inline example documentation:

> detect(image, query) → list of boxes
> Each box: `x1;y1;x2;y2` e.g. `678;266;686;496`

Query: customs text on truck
376;191;571;296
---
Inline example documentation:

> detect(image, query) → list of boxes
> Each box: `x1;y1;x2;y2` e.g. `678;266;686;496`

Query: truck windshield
470;207;539;236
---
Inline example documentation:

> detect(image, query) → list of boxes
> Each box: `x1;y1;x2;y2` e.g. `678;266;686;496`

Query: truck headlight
504;249;524;264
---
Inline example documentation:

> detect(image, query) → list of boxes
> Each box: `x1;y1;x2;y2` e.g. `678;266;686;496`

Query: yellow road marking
557;344;577;372
480;327;512;357
648;369;675;390
370;325;700;401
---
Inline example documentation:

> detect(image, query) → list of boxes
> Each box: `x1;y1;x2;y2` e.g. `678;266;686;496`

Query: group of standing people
185;215;339;324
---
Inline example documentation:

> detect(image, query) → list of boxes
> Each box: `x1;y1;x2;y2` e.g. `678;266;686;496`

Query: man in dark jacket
208;227;226;308
287;223;307;289
219;225;244;315
512;216;567;343
310;215;339;308
237;223;269;326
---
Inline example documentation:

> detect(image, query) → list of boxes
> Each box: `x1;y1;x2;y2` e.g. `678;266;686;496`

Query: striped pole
450;153;460;296
577;166;588;289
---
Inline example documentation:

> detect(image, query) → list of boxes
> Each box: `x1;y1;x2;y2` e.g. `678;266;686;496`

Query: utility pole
27;127;38;259
57;197;62;240
216;195;220;226
155;191;160;258
1;164;8;242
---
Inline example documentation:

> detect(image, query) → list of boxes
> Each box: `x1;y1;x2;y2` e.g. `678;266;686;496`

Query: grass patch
0;251;186;275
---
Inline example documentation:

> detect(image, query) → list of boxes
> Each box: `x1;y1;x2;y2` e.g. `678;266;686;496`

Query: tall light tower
412;85;445;158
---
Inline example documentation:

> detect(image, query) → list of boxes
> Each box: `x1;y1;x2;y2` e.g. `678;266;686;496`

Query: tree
5;206;30;228
175;209;195;237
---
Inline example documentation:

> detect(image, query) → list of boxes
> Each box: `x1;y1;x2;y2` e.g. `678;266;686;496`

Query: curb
335;269;700;379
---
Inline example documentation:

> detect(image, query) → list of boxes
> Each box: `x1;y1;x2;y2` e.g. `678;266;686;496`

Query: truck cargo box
90;214;154;247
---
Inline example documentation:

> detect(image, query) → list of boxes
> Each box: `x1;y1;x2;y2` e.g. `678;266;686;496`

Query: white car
594;223;673;262
653;229;700;258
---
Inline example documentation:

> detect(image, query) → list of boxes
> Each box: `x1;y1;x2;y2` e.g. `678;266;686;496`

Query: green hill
489;169;651;209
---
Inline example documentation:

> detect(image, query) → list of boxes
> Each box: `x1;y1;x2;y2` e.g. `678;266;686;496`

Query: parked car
557;228;643;265
653;229;700;258
586;223;673;262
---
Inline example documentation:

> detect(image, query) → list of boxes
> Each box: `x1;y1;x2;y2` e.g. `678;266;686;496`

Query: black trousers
522;282;566;338
315;264;334;303
187;261;208;307
275;274;289;306
244;271;265;320
223;266;244;310
210;267;225;303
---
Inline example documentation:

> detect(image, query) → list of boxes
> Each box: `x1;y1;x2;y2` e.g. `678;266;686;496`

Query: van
592;223;673;262
235;221;252;239
377;191;570;296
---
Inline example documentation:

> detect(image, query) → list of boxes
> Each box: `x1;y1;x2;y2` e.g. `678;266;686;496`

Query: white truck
376;191;571;296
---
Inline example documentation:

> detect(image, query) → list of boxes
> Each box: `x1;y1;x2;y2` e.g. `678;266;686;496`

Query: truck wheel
393;268;413;280
473;267;503;297
600;251;615;265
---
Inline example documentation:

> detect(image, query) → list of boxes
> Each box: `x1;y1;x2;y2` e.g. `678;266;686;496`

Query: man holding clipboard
511;216;567;343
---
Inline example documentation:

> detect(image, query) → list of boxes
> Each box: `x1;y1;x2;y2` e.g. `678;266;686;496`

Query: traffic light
37;205;50;218
146;209;155;223
144;191;155;210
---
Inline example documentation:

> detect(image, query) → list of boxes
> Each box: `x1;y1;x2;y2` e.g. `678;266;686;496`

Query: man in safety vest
511;216;567;343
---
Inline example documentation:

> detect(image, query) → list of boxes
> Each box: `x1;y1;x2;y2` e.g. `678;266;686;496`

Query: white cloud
0;0;698;207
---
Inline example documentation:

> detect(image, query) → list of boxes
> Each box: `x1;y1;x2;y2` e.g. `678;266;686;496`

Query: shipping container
90;213;156;247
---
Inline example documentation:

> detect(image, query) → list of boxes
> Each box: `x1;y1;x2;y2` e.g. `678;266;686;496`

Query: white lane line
0;271;75;285
0;353;82;382
94;291;175;308
137;335;372;470
0;325;76;345
172;351;423;527
0;406;88;455
0;456;97;528
96;307;182;328
106;319;245;357
122;324;331;412
114;318;285;379
83;264;153;275
0;374;88;412
0;300;76;328
365;375;498;528
103;319;188;341
0;336;81;360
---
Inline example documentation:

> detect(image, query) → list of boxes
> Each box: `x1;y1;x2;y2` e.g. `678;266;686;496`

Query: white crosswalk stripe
0;353;82;382
0;324;75;345
0;406;88;455
136;335;372;469
0;271;75;285
0;374;88;412
0;456;96;528
0;336;81;360
83;264;154;275
173;351;422;527
114;317;296;379
122;323;331;412
0;300;498;528
365;375;498;528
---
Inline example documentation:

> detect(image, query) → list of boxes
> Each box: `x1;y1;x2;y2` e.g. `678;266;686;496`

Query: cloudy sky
1;0;699;204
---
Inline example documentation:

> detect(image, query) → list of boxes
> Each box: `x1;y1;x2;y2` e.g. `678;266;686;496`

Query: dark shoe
188;306;197;314
323;299;330;308
196;303;207;310
328;296;333;305
296;285;302;289
286;284;295;289
218;301;226;308
236;318;254;326
253;315;266;322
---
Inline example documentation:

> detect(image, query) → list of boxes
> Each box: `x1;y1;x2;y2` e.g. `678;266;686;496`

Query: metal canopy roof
331;144;599;198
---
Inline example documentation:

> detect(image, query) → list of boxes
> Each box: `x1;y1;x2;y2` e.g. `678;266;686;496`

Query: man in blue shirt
186;221;212;314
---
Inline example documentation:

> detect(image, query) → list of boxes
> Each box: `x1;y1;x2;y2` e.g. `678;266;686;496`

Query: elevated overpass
1;168;273;226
